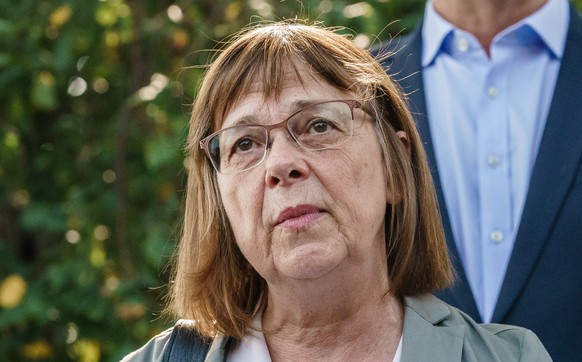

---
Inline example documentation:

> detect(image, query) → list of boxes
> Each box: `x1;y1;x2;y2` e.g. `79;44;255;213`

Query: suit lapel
401;295;464;361
383;27;481;321
492;6;582;322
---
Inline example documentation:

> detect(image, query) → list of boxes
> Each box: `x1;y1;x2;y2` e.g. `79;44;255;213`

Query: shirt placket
477;52;514;322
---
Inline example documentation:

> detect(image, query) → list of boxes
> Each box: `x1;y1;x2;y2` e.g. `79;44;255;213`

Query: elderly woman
123;21;550;361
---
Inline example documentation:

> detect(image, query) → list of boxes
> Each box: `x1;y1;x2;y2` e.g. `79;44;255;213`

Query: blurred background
1;1;580;361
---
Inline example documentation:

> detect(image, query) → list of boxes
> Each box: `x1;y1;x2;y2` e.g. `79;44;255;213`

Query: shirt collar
421;0;455;67
224;312;271;361
520;0;569;58
421;0;569;66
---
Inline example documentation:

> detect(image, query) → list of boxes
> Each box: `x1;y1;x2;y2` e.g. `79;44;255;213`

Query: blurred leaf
95;3;119;27
0;19;16;34
72;339;101;362
53;32;76;72
31;72;58;111
144;136;179;170
21;339;53;360
50;5;73;28
0;274;28;309
20;203;67;233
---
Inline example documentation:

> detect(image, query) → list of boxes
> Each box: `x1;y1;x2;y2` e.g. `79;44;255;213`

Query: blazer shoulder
121;319;213;362
403;295;552;361
120;327;173;362
450;308;553;361
479;324;553;362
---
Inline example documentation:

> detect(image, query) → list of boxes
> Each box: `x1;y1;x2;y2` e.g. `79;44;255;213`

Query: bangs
202;23;367;132
218;52;308;123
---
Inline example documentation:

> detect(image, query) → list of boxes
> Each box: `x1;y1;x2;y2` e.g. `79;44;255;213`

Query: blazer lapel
383;27;481;320
401;295;464;361
492;6;582;322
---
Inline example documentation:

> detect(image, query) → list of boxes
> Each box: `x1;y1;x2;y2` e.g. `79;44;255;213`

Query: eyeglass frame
199;100;363;174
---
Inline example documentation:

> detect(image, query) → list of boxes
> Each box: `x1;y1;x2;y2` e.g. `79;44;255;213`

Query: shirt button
487;86;499;98
457;37;470;52
490;230;504;243
486;154;501;167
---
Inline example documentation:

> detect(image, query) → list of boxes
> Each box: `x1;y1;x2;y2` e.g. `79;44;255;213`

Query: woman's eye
235;138;254;152
310;119;332;133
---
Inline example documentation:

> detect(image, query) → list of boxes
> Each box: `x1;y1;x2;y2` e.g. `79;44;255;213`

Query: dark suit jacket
380;5;582;361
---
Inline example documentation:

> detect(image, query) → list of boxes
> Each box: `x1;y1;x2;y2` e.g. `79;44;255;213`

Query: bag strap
162;320;211;362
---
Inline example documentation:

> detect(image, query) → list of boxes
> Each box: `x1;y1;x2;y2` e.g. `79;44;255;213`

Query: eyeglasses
200;100;362;174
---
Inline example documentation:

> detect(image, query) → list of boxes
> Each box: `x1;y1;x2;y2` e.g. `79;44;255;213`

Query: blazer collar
401;295;464;361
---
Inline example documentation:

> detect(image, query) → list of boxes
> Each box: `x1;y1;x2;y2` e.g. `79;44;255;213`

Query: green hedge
0;1;424;360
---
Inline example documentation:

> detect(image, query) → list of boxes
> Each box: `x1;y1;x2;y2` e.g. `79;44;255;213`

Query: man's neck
433;0;548;53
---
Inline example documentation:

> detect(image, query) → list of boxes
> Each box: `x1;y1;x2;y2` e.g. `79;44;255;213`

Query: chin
276;242;346;280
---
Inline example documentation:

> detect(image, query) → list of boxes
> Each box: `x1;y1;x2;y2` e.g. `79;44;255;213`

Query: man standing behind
381;0;582;360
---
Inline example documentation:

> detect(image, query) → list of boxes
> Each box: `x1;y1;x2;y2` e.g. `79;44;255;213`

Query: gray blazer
122;294;551;361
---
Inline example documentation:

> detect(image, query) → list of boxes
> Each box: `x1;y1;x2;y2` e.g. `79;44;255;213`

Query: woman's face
216;63;396;284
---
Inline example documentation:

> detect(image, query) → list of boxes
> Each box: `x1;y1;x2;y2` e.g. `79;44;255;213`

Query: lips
275;204;324;228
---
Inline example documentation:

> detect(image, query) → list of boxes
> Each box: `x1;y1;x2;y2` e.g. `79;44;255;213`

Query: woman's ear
386;131;410;206
396;131;411;158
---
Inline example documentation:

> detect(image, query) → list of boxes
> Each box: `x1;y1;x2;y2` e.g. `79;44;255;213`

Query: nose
264;129;309;187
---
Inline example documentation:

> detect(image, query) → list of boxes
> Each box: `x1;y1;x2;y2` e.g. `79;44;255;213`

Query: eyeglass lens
206;101;355;174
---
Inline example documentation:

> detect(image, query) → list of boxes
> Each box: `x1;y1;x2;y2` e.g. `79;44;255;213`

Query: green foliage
0;0;422;360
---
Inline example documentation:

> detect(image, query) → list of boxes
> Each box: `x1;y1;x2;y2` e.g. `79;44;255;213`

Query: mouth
275;204;325;229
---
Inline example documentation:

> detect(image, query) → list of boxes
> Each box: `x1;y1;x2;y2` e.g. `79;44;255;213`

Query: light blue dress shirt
422;0;569;322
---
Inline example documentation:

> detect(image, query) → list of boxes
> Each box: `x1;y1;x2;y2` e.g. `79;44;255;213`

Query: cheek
329;144;388;225
341;142;387;194
217;174;266;241
218;175;274;276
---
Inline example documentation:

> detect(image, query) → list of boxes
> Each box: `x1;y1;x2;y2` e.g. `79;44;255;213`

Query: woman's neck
261;267;403;361
433;0;547;53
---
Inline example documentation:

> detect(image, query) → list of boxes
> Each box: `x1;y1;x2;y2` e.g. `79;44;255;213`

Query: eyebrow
228;115;260;127
290;99;319;111
224;98;329;128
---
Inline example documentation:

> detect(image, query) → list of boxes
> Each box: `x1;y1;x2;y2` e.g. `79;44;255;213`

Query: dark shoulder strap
162;320;211;362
